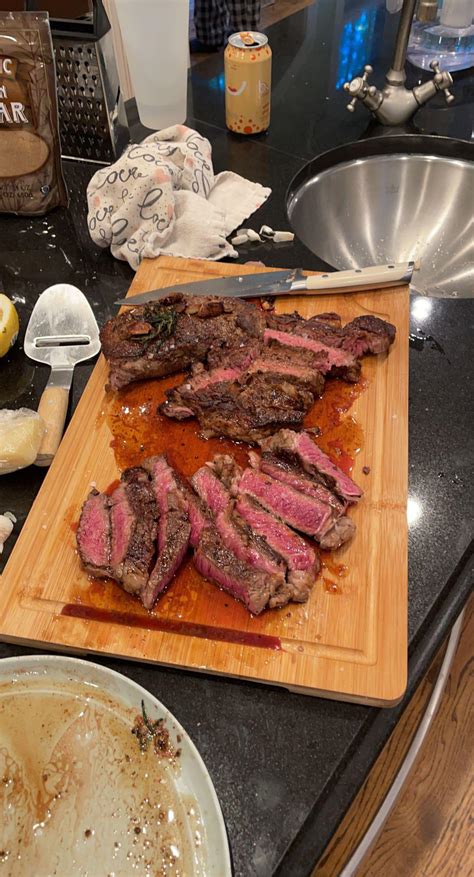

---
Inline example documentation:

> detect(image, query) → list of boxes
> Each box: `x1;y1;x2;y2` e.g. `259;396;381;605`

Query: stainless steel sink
287;136;474;298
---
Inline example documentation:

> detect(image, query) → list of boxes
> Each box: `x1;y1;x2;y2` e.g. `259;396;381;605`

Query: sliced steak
264;328;361;382
268;310;396;359
318;515;356;550
243;352;324;396
163;372;311;443
191;464;230;517
209;453;243;490
193;456;288;603
76;490;111;578
173;472;211;548
235;468;337;540
216;503;286;580
267;311;344;347
211;453;319;602
260;430;363;504
251;451;345;512
109;466;157;594
101;294;266;391
194;527;282;615
235;495;319;602
163;361;249;421
206;339;262;370
141;456;191;609
341;315;396;357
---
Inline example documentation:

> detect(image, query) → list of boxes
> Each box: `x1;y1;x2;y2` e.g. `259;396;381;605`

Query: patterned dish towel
87;125;271;271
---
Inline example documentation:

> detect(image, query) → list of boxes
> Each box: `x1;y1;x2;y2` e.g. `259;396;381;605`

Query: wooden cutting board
0;257;408;705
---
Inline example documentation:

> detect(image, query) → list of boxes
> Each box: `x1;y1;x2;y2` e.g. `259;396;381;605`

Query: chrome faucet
343;0;454;125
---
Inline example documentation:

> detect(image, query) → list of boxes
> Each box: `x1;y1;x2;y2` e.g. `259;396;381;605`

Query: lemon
0;294;19;358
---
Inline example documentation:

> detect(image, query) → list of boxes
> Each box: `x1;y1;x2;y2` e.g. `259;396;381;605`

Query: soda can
224;31;272;135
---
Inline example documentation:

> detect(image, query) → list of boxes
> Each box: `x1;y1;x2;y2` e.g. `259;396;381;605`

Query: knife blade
115;269;297;306
115;262;415;306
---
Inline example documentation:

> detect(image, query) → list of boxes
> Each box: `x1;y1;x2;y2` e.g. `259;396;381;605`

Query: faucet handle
429;60;455;104
343;65;374;111
345;95;358;113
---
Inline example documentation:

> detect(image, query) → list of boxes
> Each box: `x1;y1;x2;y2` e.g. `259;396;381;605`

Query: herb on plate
131;700;176;757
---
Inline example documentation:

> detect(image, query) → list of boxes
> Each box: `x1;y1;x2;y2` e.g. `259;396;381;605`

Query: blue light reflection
336;9;377;89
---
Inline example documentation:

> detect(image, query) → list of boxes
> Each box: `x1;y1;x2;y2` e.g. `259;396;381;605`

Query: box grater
50;1;129;164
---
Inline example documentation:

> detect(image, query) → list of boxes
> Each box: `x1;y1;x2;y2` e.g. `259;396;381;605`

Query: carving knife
115;262;415;306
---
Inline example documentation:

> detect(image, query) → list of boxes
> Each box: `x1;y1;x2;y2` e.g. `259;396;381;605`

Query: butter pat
0;408;45;474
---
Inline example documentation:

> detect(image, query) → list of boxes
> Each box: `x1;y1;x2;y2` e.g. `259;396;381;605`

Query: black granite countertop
0;2;473;875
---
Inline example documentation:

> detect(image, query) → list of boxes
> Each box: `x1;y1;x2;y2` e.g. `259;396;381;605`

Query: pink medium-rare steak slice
267;310;396;358
141;455;191;609
194;527;283;615
172;471;212;548
246;454;355;550
76;490;111;578
191;464;230;517
142;490;190;610
242;350;324;396
210;453;320;602
109;466;157;594
216;504;286;581
260;430;363;504
235;495;319;602
235;468;338;540
162;361;250;420
263;328;361;382
249;451;346;513
192;457;286;593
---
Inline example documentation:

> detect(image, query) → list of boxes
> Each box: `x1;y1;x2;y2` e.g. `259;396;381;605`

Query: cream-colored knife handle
35;386;70;467
302;261;414;293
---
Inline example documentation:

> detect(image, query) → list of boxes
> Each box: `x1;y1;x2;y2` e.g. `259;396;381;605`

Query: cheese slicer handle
35;372;72;467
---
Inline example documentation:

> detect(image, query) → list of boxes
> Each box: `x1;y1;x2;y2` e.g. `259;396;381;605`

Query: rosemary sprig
141;306;177;348
141;699;158;734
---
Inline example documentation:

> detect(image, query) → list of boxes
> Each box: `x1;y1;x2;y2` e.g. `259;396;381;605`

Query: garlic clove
0;513;14;554
246;229;262;242
273;231;295;242
230;233;250;245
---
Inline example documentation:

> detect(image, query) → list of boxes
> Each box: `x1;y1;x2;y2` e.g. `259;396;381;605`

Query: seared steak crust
110;467;157;594
101;294;266;390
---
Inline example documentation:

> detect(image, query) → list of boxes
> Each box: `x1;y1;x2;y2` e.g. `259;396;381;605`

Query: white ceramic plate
0;655;231;877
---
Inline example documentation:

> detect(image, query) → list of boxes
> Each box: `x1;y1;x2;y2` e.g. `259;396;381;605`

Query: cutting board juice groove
0;258;408;704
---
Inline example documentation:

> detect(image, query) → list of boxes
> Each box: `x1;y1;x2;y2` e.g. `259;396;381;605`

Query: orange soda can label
224;31;272;135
